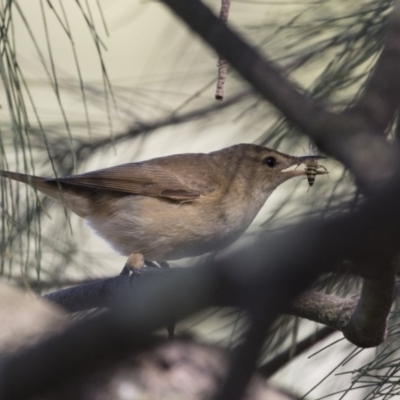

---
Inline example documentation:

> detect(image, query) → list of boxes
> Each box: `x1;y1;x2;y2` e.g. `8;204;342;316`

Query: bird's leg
119;253;145;276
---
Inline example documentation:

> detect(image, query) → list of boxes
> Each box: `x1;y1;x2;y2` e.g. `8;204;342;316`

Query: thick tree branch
43;269;180;313
44;270;393;349
43;275;131;313
288;292;358;332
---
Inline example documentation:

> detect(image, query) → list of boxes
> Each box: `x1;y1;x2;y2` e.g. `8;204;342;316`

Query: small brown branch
343;269;396;348
216;56;228;101
215;0;231;101
288;291;358;331
288;271;396;348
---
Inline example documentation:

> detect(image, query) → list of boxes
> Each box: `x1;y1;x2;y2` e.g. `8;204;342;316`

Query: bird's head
220;144;327;194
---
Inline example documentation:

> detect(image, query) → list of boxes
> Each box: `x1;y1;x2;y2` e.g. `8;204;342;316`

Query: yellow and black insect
299;141;328;191
304;158;328;190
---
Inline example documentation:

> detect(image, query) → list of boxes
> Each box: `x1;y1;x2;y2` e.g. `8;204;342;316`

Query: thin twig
215;0;231;100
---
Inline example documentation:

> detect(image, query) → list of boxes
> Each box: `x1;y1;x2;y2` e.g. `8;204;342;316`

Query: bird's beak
281;155;328;178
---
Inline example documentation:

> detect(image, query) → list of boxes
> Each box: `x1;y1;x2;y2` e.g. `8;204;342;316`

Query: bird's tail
0;170;59;200
0;170;90;217
0;170;45;186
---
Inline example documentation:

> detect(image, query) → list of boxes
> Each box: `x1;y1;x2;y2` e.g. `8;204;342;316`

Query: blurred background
0;0;396;398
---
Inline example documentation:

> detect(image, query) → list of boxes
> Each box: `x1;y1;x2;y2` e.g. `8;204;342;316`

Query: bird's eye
263;157;276;168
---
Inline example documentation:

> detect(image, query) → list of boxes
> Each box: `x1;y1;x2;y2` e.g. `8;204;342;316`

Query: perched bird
0;144;326;267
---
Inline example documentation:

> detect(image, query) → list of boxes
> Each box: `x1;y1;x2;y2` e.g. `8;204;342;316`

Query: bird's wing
50;162;216;201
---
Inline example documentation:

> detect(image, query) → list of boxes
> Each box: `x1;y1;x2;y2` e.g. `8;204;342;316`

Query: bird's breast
86;189;269;261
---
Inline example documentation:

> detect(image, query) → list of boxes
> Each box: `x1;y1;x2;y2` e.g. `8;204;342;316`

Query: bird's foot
119;253;145;276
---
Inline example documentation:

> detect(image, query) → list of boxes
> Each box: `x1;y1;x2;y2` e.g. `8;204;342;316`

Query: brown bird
0;144;326;268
